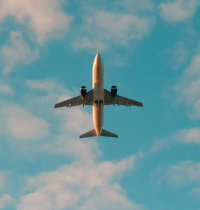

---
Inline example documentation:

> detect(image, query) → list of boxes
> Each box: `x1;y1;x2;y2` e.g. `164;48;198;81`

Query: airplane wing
54;89;93;108
104;89;143;107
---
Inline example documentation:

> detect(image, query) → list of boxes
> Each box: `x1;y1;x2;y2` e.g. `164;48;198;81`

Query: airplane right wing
104;89;143;107
54;89;93;108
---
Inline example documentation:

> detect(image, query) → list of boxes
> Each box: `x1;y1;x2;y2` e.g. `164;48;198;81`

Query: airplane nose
96;53;100;58
95;53;101;64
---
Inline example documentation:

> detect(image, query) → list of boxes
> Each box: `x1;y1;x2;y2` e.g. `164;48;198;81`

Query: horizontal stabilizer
79;129;97;138
101;129;118;138
79;129;118;138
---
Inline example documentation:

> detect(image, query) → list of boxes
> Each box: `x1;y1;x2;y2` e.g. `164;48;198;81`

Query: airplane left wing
104;89;143;107
54;89;93;108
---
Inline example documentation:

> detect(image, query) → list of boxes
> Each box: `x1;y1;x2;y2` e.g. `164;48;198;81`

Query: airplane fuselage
93;53;104;137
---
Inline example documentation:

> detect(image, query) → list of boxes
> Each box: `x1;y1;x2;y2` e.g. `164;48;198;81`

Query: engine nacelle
80;86;87;97
110;85;117;97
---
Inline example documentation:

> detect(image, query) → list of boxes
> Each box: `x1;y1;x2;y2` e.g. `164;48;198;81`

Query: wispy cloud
0;0;72;44
0;80;97;160
147;139;169;154
116;0;154;12
0;103;50;140
72;1;155;51
1;31;39;74
0;171;9;190
172;42;189;68
25;80;57;91
174;49;200;118
24;79;99;160
0;194;12;209
146;127;200;155
17;156;143;210
0;82;13;94
159;0;200;22
0;0;72;74
154;161;200;188
173;127;200;144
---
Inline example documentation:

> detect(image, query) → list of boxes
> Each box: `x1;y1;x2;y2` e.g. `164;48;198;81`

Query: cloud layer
0;194;12;209
0;0;71;43
0;102;50;140
17;156;142;210
159;0;200;22
72;0;155;51
174;50;200;118
1;31;39;74
156;161;200;188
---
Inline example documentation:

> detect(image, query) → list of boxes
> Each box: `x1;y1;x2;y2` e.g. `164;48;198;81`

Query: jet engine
80;86;87;97
110;85;117;97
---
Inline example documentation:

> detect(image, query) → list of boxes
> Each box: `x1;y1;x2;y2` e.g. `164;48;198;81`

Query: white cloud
0;0;72;43
148;139;169;154
60;107;93;135
174;50;200;118
173;127;200;144
0;194;12;209
0;82;13;94
0;103;50;140
0;171;8;190
1;31;39;74
145;127;200;156
116;0;154;12
72;37;108;51
156;161;200;187
17;155;143;210
0;0;71;73
173;42;188;65
41;135;101;161
24;81;99;159
191;188;200;196
159;0;200;22
72;7;155;51
26;80;57;91
0;80;98;160
25;79;93;135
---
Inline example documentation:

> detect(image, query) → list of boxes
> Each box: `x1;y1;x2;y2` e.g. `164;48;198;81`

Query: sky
0;0;200;209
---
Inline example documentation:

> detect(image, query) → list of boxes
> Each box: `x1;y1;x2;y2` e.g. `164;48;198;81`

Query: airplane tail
79;129;97;138
101;129;118;138
79;129;118;138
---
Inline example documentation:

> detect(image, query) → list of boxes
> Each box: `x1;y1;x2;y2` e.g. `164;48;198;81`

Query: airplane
54;53;143;138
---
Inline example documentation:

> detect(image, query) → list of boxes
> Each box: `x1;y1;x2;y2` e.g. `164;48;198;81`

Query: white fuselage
92;53;104;137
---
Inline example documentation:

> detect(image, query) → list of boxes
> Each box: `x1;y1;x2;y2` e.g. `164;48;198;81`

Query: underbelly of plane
93;103;104;136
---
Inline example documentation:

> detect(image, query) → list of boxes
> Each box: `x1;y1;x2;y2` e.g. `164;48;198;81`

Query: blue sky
0;0;200;209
